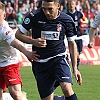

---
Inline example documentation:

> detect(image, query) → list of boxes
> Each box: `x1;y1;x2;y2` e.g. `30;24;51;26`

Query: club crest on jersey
57;23;62;32
24;18;30;24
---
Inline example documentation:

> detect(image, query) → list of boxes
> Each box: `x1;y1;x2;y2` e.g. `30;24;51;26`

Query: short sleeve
2;22;15;44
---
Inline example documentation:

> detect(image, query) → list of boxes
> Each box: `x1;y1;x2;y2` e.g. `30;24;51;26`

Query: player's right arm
15;28;47;48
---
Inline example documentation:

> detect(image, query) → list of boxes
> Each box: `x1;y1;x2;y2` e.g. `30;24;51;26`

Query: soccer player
15;0;82;100
0;2;40;100
88;12;100;48
67;0;88;70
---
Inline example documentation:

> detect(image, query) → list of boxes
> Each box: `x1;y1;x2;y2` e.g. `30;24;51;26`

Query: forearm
89;28;96;42
15;28;47;48
68;41;77;70
15;29;34;44
11;39;29;56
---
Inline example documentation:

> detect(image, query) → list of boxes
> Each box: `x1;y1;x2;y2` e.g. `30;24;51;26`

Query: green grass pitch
20;65;100;100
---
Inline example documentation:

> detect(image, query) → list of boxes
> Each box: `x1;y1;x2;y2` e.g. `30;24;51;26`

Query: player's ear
57;3;60;9
4;13;6;19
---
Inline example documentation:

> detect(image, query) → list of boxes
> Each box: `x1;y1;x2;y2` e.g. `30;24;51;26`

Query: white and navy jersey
0;20;18;67
91;12;100;28
67;10;83;36
20;8;77;59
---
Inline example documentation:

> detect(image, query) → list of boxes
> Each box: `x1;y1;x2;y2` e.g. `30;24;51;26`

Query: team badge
57;23;62;32
75;15;78;20
24;18;30;24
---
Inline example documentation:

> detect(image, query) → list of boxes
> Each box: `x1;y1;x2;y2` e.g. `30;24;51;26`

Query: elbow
15;29;22;40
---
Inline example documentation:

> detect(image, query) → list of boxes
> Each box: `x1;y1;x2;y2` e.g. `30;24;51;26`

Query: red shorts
0;63;22;92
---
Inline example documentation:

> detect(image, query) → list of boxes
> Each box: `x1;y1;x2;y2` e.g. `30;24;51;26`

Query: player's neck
69;9;76;13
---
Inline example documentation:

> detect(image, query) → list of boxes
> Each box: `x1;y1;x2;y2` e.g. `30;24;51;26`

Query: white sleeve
19;25;28;34
91;12;100;28
2;22;15;44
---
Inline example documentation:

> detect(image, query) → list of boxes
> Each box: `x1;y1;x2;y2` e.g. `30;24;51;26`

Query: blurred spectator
16;7;23;24
90;1;98;15
18;0;23;8
2;0;100;35
80;0;90;13
5;1;16;20
21;3;28;16
29;1;37;11
24;0;30;11
14;0;18;12
60;0;68;13
1;0;9;5
76;0;82;11
37;0;42;8
84;9;94;28
32;1;38;10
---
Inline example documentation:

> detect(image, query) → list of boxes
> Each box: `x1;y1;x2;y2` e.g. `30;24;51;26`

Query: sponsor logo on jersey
24;18;30;24
38;21;46;24
62;76;70;79
9;78;17;81
41;31;60;40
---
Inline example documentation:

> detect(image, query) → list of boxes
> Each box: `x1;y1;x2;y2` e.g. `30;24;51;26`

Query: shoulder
1;20;13;35
60;12;74;23
76;10;84;16
1;20;11;31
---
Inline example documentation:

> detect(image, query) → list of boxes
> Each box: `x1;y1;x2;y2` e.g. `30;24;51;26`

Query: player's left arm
66;20;82;85
68;41;82;85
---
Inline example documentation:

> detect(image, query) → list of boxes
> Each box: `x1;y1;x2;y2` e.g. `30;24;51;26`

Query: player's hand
32;38;47;47
25;51;40;62
73;69;82;85
88;42;94;48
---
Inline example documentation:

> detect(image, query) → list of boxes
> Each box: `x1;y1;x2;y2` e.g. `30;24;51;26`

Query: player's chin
46;16;53;20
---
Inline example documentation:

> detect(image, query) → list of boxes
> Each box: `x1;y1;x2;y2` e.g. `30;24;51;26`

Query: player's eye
48;8;53;11
42;7;53;11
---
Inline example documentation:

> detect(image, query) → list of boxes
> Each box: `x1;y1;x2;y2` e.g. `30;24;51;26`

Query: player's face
42;1;60;20
68;1;76;11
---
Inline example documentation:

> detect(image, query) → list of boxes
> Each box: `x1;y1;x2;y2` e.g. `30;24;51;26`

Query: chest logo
57;24;62;32
41;31;60;40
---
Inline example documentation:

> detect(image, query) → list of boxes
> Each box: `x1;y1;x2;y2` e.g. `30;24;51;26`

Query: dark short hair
42;0;59;3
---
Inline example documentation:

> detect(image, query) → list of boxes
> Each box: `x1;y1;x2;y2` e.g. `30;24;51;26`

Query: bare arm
68;41;82;85
15;28;47;47
68;41;77;71
88;27;97;48
10;38;40;62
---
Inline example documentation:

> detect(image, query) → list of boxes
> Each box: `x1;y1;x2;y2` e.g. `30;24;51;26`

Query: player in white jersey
0;2;42;100
88;12;100;48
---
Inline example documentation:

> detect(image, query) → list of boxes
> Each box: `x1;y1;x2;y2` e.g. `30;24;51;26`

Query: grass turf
20;65;100;100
